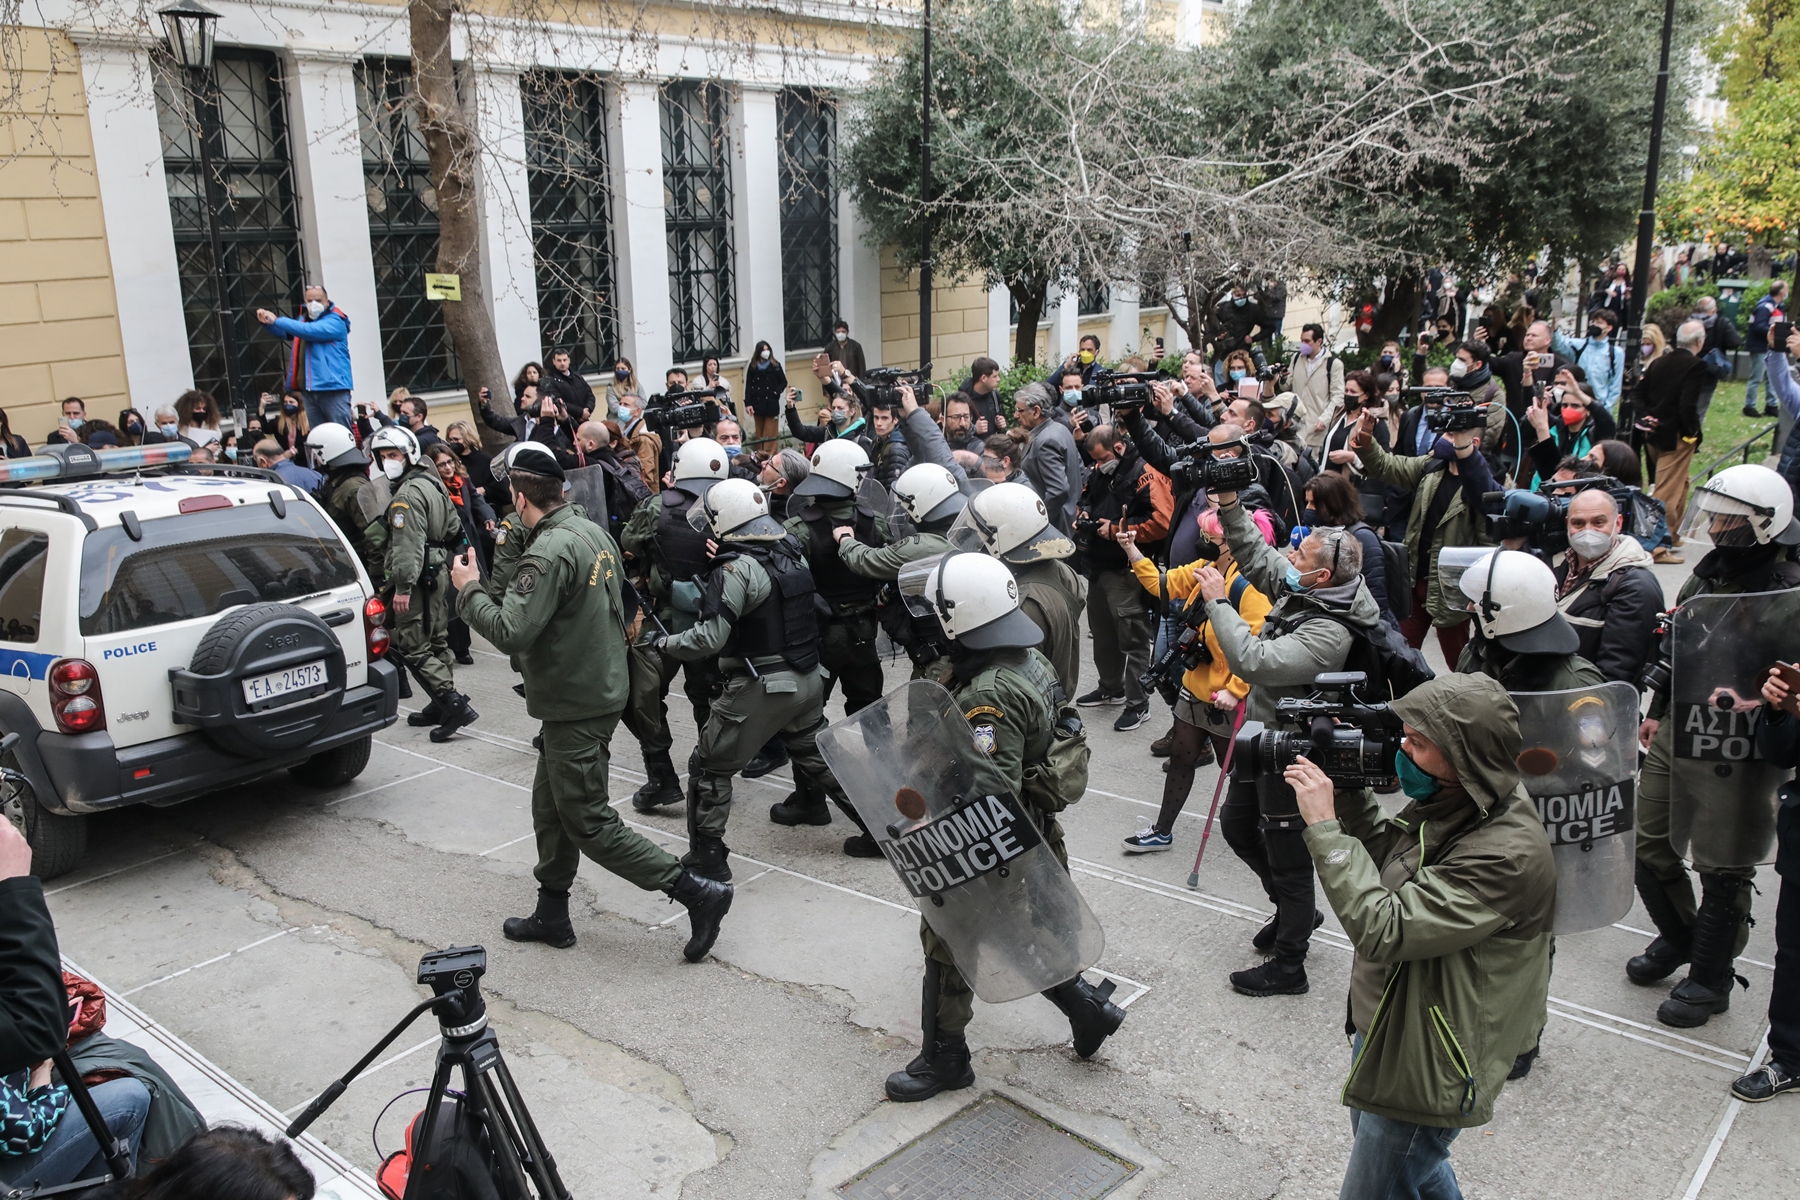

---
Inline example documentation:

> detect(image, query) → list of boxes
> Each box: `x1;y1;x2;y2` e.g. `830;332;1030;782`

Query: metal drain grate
839;1095;1138;1199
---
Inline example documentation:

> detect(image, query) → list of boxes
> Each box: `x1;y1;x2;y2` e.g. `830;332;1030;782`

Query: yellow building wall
0;29;130;445
878;247;990;387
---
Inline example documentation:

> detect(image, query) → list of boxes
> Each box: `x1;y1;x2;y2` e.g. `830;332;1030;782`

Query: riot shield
562;464;610;529
816;679;1105;1003
1435;546;1488;615
1668;590;1800;868
859;474;914;542
1512;683;1640;934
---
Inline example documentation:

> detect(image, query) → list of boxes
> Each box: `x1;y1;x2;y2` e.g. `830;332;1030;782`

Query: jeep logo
264;632;304;652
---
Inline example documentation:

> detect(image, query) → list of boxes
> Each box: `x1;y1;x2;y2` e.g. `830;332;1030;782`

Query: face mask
1301;507;1318;525
830;409;849;425
192;409;208;421
1233;296;1248;307
835;330;848;342
1193;539;1221;562
306;300;326;319
126;421;142;434
159;422;178;437
1078;350;1096;365
1380;354;1395;368
1394;747;1442;800
1095;458;1120;475
760;349;772;362
1448;359;1469;379
1229;370;1246;382
1298;342;1316;358
67;417;84;430
283;403;299;415
1568;528;1613;561
223;447;239;462
1062;389;1082;405
1560;405;1587;428
1283;563;1316;592
1586;323;1606;340
381;459;405;481
1640;344;1654;358
724;444;744;458
616;370;630;382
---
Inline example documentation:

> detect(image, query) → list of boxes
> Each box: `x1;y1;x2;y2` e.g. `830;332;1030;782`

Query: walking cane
1187;702;1246;890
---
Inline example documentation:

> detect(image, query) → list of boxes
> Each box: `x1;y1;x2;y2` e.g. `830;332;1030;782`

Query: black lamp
159;0;221;72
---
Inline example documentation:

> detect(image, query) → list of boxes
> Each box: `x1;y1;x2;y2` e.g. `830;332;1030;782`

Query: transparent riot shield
1435;546;1488;615
1669;590;1800;868
1513;683;1640;934
562;464;610;529
859;474;914;542
816;679;1105;1003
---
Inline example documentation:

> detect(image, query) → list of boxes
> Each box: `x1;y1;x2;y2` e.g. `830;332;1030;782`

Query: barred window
1078;278;1111;316
661;81;736;363
154;50;306;407
523;72;619;374
357;60;458;392
778;89;838;351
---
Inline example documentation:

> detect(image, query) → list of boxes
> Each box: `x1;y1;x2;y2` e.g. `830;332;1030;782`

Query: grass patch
1693;387;1781;481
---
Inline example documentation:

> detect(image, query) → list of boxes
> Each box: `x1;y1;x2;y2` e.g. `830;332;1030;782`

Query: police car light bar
0;441;192;485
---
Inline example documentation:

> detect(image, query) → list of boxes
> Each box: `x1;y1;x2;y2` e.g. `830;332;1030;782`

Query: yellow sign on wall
425;274;461;301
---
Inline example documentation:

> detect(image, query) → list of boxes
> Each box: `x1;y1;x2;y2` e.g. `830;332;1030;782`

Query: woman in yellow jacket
1116;508;1272;852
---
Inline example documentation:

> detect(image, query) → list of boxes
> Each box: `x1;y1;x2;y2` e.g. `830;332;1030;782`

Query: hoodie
1305;673;1557;1128
1551;534;1663;685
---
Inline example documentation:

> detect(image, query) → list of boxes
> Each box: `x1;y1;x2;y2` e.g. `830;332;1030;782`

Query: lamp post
1623;0;1677;397
160;0;244;410
917;0;932;377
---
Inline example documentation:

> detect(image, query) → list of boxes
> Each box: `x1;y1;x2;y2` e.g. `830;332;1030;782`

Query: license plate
242;660;326;706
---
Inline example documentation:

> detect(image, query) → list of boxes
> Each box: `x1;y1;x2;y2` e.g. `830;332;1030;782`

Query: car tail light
50;659;105;734
364;596;389;660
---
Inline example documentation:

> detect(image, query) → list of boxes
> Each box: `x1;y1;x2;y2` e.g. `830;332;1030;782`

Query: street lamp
1623;0;1677;398
159;0;245;413
917;0;932;378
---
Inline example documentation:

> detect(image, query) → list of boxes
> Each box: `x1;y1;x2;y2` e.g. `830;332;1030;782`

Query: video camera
645;391;721;435
1165;435;1259;495
1232;672;1404;790
1140;583;1222;706
1081;368;1169;415
850;366;929;410
1412;387;1487;433
1483;475;1634;556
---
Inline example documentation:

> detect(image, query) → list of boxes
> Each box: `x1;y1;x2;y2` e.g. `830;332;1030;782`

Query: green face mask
1394;747;1443;800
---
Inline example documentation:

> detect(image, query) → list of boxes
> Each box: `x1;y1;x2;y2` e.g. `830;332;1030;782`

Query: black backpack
1348;520;1414;622
1272;609;1434;699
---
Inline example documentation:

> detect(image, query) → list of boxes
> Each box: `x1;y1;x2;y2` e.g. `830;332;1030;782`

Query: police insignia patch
972;723;997;755
495;527;508;546
391;511;406;529
516;566;539;594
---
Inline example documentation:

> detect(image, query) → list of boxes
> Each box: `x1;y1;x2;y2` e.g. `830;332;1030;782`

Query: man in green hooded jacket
1285;672;1555;1199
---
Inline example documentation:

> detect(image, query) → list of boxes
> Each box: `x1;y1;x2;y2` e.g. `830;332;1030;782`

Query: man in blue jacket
1745;281;1788;419
257;285;354;429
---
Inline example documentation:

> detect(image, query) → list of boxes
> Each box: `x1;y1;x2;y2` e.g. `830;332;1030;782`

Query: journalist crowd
8;254;1800;1200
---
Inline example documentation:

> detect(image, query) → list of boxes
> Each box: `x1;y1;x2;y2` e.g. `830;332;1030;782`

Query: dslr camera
1413;386;1487;433
1166;435;1259;495
1081;368;1167;415
645;391;721;435
1232;672;1405;790
850;366;928;410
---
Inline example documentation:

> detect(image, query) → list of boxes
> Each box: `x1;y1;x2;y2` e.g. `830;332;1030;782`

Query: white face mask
1448;359;1469;379
381;458;405;481
760;349;772;362
306;299;326;319
1568;529;1614;561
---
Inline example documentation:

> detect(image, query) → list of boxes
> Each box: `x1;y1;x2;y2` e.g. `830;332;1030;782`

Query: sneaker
1230;958;1309;996
1743;406;1762;419
1114;704;1149;732
1763;407;1781;419
1122;828;1172;853
1731;1061;1799;1103
1652;547;1685;565
1075;689;1124;707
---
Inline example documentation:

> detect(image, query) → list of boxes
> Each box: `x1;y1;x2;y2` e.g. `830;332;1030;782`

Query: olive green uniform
786;497;886;714
841;529;951;682
324;467;386;579
376;463;459;698
924;648;1064;1036
659;546;849;843
459;504;682;893
620;486;721;764
1013;559;1087;698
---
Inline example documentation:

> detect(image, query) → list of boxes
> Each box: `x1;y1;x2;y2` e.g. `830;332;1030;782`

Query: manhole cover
839;1095;1138;1199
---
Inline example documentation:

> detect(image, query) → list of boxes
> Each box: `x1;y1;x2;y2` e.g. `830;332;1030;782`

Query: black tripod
1;1048;135;1199
286;946;568;1200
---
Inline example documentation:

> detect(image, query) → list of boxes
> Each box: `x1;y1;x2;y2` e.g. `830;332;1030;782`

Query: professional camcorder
1412;386;1487;433
1483;475;1635;556
1081;368;1169;414
1232;672;1405;789
850;366;929;410
646;391;721;434
1165;435;1259;495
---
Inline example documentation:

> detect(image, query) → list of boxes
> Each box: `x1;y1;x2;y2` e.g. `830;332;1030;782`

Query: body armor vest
796;502;881;612
706;540;822;672
654;487;714;590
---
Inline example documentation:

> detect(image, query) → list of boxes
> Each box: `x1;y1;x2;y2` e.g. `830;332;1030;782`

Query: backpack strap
1228;574;1251;611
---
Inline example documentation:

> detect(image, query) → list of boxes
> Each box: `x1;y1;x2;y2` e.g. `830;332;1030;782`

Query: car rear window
80;502;360;636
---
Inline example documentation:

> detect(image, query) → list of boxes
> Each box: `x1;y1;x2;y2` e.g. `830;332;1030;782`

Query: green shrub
1644;282;1719;340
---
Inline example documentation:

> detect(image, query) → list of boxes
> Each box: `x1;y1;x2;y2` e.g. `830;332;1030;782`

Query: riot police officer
1454;550;1605;692
451;444;732;962
1635;464;1800;1027
947;481;1087;697
306;422;384;580
645;478;857;882
619;437;729;810
880;552;1125;1102
369;424;476;741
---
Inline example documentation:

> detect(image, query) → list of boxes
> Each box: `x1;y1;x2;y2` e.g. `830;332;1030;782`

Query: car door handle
320;609;355;627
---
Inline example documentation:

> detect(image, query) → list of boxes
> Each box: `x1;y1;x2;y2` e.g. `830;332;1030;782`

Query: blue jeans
1746;350;1769;410
1340;1037;1462;1200
304;389;354;430
0;1077;150;1189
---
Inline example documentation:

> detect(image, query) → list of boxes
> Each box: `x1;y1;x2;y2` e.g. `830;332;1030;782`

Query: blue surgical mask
1233;296;1248;307
67;417;84;430
224;447;239;462
1284;564;1313;592
1394;747;1442;800
1062;389;1082;405
159;422;178;437
1229;370;1246;382
724;444;742;458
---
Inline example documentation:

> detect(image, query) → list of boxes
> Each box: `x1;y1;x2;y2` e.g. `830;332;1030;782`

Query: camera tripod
0;1048;136;1199
287;946;569;1200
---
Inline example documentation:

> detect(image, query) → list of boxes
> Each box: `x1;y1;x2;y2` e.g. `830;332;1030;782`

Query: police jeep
0;441;400;878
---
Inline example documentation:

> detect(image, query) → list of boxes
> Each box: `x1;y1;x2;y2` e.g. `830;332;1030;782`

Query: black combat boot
429;691;479;742
885;1035;975;1102
666;869;734;962
406;697;442;727
1252;909;1323;953
631;753;685;812
1658;874;1750;1029
1230;957;1309;996
681;834;733;883
1508;1036;1542;1080
770;775;831;826
742;738;789;780
396;671;413;700
1042;975;1127;1059
1627;862;1694;984
502;887;576;948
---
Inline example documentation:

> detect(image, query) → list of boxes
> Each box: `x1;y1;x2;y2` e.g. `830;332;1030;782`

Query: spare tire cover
182;603;346;756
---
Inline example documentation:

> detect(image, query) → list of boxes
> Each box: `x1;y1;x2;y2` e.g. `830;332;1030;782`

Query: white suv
0;442;400;878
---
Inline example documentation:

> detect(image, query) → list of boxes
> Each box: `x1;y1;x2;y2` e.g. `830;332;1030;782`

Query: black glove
644;631;669;654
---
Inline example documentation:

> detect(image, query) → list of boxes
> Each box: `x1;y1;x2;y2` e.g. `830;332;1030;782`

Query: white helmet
688;476;786;541
304;422;364;470
1459;549;1579;654
367;423;421;467
1681;463;1800;547
948;481;1075;564
793;438;869;499
899;551;1043;649
891;463;967;525
671;437;729;496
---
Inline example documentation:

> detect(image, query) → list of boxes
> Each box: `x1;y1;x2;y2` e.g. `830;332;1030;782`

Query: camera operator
1494;321;1572;422
1547;489;1662;685
1284;673;1556;1198
1350;398;1496;665
1016;383;1082;535
1206;487;1385;994
1072;424;1172;731
1444;341;1508;456
1216;397;1304;532
1046;334;1104;390
1289;323;1344;454
480;383;575;465
1453;549;1602;692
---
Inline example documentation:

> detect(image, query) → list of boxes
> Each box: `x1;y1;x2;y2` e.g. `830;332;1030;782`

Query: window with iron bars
154;49;306;409
523;71;619;377
661;81;736;364
778;89;837;351
1078;278;1111;316
357;59;459;393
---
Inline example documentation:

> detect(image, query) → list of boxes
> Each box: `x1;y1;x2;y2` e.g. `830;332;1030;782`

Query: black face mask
1301;507;1318;524
192;410;207;421
1586;323;1606;340
1193;539;1221;562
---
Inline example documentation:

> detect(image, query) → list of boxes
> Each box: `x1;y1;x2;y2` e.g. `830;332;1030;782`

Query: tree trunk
410;0;513;452
1008;273;1047;365
1748;244;1773;279
1362;269;1422;353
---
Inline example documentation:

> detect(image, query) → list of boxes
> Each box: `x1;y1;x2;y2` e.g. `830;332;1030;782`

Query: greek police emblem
972;723;996;755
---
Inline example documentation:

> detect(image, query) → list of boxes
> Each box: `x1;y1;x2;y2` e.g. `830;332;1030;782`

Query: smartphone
1771;662;1800;717
1772;321;1793;347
